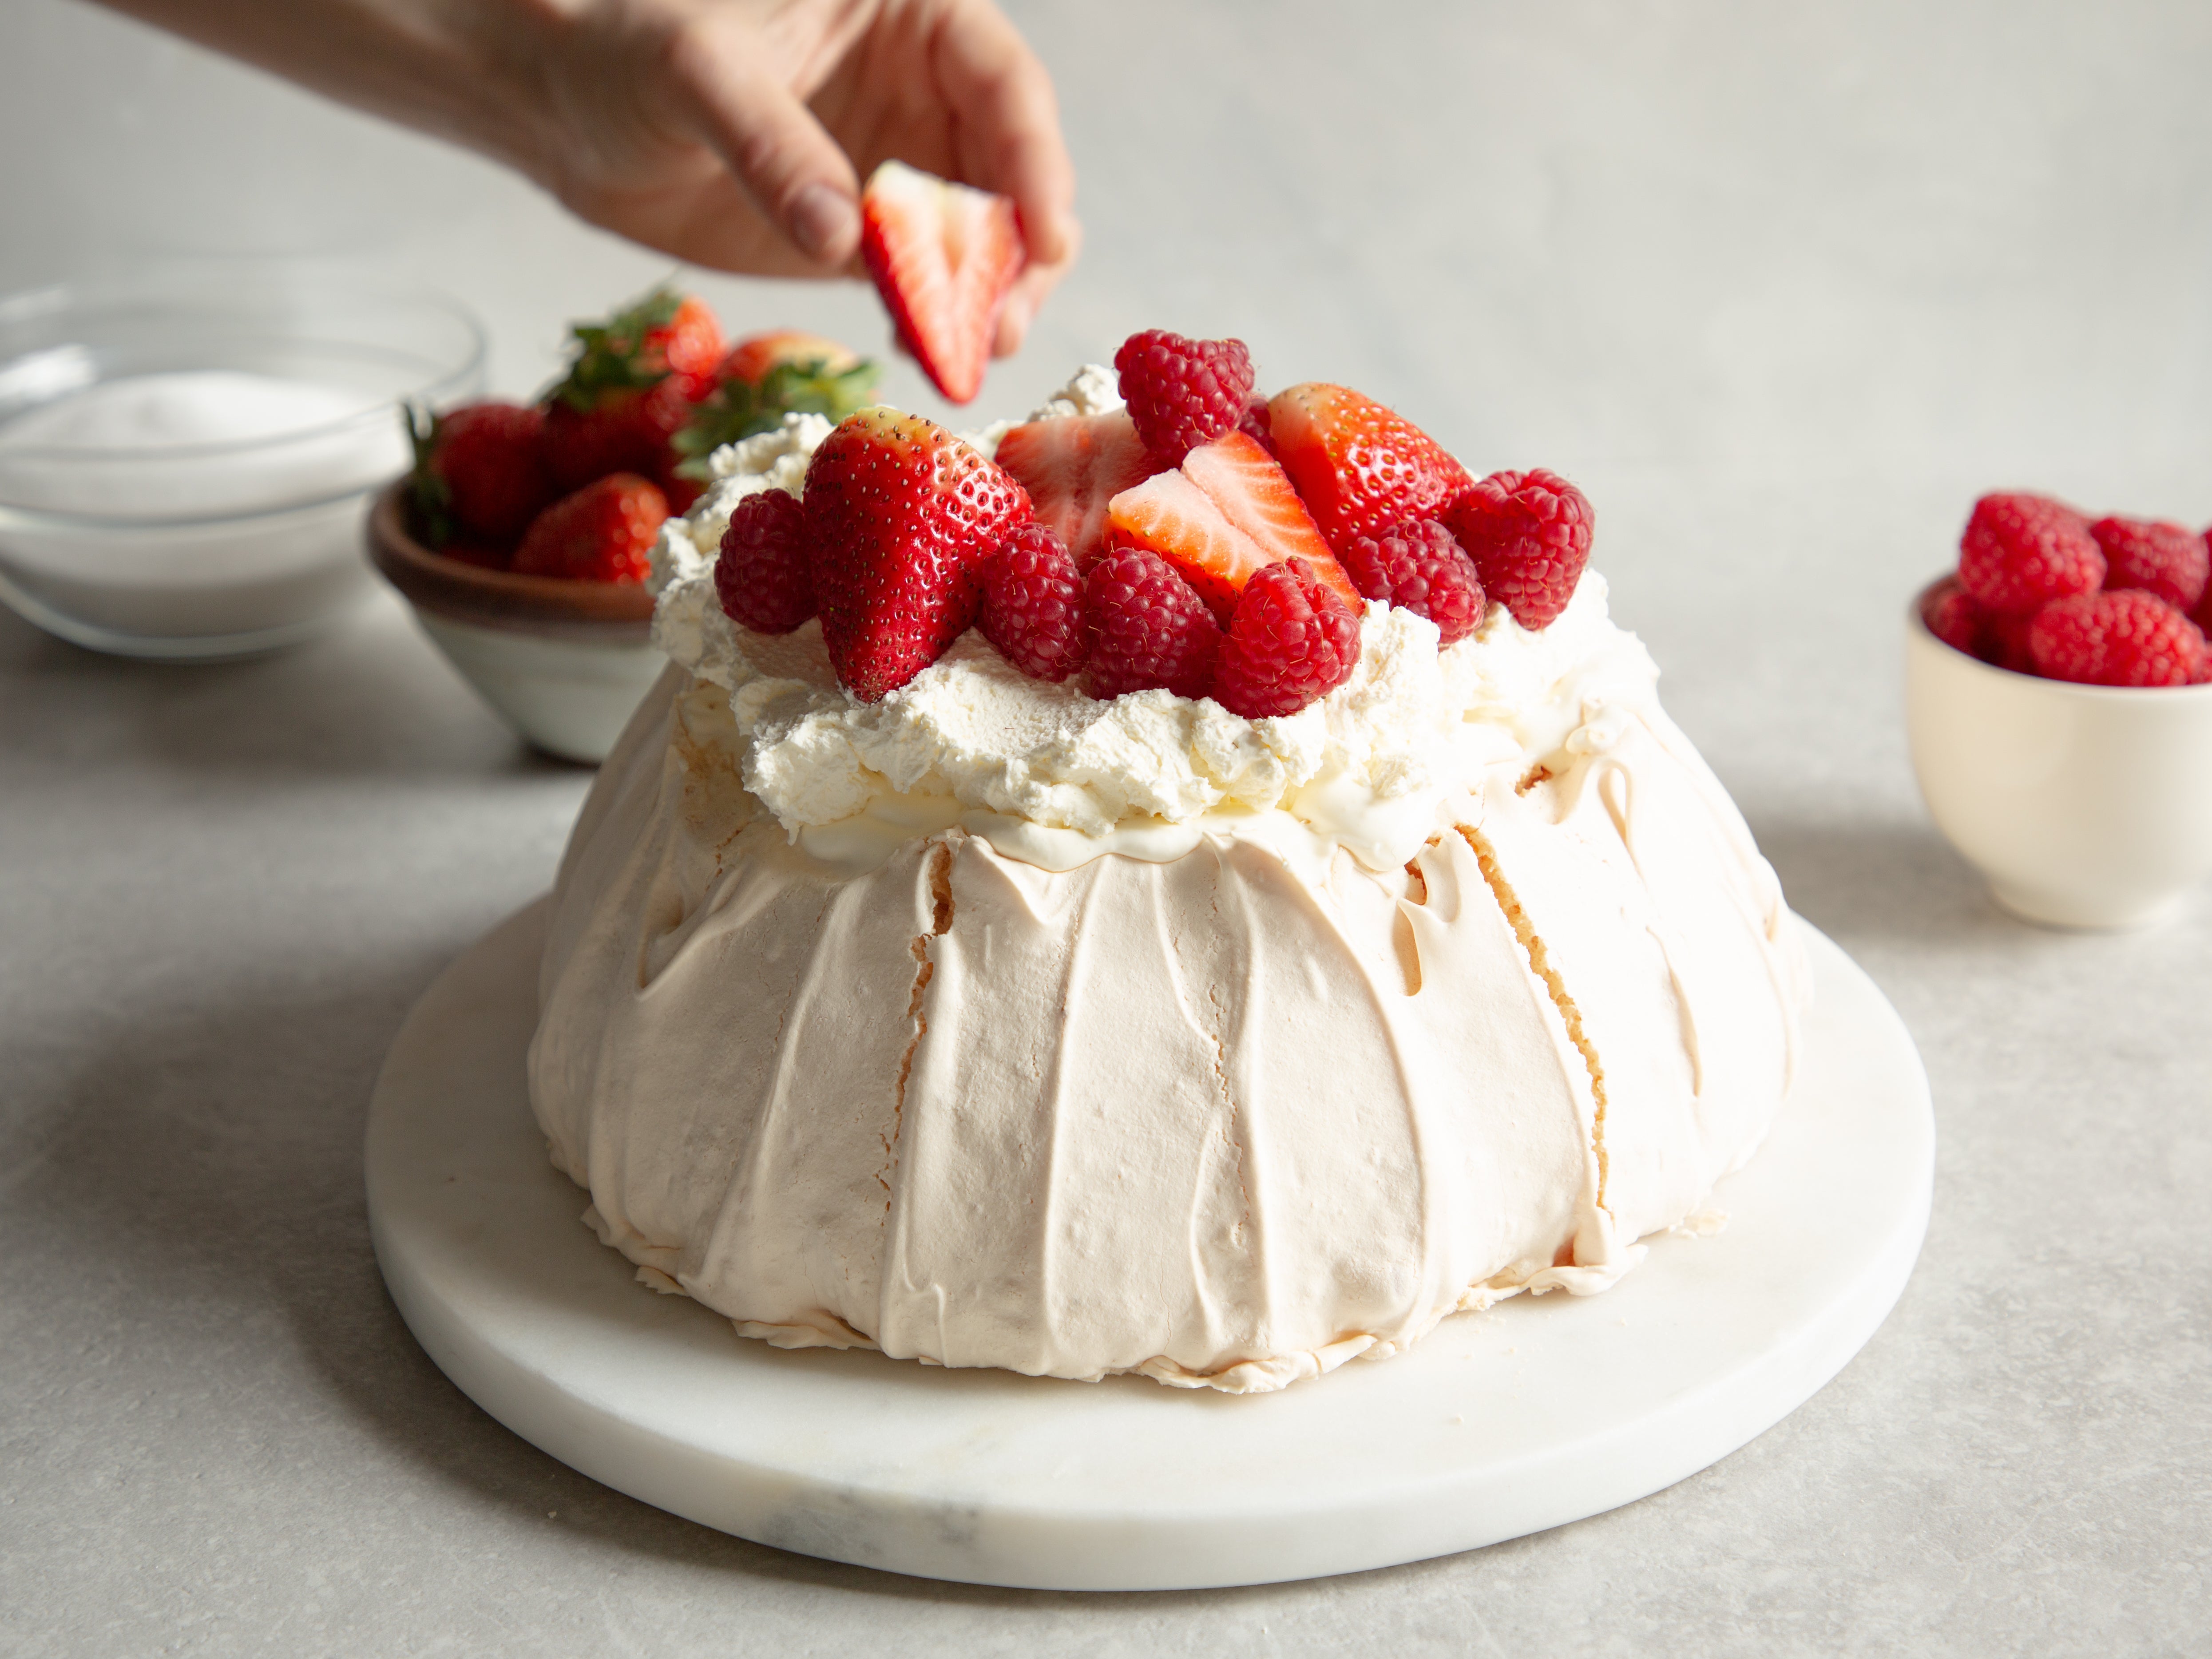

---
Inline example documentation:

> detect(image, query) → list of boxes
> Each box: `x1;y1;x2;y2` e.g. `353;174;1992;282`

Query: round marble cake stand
366;899;1932;1592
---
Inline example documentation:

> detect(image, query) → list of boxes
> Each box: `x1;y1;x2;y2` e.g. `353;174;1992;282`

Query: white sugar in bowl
0;274;483;659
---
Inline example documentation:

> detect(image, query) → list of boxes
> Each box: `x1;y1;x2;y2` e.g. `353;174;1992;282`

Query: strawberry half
859;161;1025;405
804;407;1033;701
992;411;1160;568
1106;430;1361;623
1266;383;1475;558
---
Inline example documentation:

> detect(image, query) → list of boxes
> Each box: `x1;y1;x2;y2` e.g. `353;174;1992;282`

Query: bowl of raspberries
367;286;876;761
1908;492;2212;929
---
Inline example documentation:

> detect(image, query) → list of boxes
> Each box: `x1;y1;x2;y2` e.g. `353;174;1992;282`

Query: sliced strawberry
1267;383;1475;558
1106;431;1360;623
1182;434;1360;607
804;407;1033;700
859;161;1025;405
992;411;1159;568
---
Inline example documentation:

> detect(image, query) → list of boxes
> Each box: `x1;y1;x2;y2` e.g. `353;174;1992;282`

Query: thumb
665;28;862;267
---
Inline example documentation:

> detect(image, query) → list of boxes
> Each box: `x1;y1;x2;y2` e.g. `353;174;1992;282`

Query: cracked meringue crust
528;620;1810;1394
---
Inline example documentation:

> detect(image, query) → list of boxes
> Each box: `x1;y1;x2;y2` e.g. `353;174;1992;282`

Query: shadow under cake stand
366;900;1931;1591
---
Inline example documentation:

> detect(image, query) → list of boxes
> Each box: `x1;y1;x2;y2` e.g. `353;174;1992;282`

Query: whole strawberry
715;488;815;634
540;288;723;495
1114;330;1256;466
979;525;1088;682
2091;515;2209;615
1266;383;1475;558
543;369;695;496
1085;546;1222;701
719;329;860;388
580;287;724;396
672;332;880;482
804;408;1032;701
1212;557;1363;718
1957;493;2102;615
2027;590;2208;687
1443;468;1594;630
405;400;554;549
511;473;666;584
1341;518;1486;643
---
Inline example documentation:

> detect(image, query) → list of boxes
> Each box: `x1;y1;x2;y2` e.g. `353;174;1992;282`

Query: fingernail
791;184;856;261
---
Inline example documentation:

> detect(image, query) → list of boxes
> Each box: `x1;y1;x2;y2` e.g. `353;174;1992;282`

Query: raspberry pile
406;287;875;584
1931;492;2212;687
707;326;1599;718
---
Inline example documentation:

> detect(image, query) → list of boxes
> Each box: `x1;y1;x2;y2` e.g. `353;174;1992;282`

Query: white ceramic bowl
1904;578;2212;929
366;484;665;764
0;273;484;659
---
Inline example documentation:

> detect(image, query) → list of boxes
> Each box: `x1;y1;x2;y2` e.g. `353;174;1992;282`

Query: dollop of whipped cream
647;368;1660;877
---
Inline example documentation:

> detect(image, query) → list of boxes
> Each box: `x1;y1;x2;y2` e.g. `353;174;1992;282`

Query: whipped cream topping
647;373;1661;879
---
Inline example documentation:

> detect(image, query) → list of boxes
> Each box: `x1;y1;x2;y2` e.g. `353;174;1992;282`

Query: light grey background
3;1;2208;1653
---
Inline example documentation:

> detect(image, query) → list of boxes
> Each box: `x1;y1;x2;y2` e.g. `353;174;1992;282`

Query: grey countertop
4;2;2208;1653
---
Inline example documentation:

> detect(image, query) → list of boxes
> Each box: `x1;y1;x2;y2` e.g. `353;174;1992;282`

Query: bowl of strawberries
369;286;876;761
1907;493;2212;929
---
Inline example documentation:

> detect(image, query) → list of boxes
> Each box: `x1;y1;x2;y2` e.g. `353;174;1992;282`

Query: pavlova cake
527;331;1810;1394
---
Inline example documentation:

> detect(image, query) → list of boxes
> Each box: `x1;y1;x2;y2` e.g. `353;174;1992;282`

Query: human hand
499;0;1080;356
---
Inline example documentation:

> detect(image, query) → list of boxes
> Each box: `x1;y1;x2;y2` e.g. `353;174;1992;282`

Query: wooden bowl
365;482;654;643
364;482;667;762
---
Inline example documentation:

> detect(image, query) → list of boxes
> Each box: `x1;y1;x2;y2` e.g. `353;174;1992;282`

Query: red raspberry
1922;578;1991;661
1341;519;1487;644
1213;558;1363;719
715;487;814;634
1957;493;2102;615
2196;536;2212;638
1986;608;2039;673
979;524;1087;681
1085;546;1222;700
1114;330;1256;466
1441;468;1594;631
2091;516;2209;614
2027;590;2207;687
1237;394;1276;456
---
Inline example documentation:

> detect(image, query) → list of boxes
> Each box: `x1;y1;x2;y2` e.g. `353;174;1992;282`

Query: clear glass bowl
0;273;484;658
